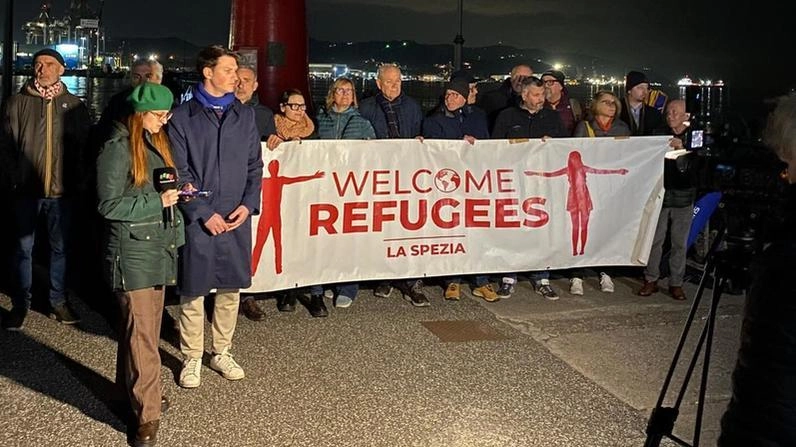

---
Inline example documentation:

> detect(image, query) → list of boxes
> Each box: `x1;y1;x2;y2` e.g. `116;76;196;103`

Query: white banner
246;137;668;292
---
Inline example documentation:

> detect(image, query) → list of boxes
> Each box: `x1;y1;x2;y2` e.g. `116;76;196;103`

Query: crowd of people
1;44;739;446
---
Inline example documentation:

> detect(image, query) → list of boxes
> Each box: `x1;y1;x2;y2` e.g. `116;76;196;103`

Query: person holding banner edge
491;76;566;300
638;99;700;300
422;78;498;302
316;77;375;309
359;63;430;307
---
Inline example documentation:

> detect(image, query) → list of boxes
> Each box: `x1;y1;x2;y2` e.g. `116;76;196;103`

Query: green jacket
96;122;184;291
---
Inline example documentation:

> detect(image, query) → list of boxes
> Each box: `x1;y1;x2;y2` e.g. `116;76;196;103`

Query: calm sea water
1;74;630;123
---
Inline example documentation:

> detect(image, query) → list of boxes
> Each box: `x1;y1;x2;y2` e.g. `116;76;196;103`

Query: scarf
375;93;402;138
275;113;315;140
596;117;614;133
34;79;63;100
193;82;237;117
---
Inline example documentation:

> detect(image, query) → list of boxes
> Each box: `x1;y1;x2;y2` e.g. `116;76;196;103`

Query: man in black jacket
478;64;532;133
235;66;276;141
235;65;275;322
637;99;698;300
619;70;665;136
491;76;565;301
492;76;565;140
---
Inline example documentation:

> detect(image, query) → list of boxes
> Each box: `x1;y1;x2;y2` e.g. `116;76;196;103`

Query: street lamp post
453;0;464;71
3;0;14;99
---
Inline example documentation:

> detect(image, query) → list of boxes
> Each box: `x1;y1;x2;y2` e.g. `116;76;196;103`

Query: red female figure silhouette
252;159;324;275
524;151;627;256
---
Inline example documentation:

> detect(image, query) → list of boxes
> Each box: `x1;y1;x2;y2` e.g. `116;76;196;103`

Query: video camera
681;83;788;287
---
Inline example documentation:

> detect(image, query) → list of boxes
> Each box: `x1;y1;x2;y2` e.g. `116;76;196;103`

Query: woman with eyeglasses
266;89;329;317
566;91;631;297
267;89;317;149
96;83;183;446
317;77;375;140
573;91;631;137
312;78;374;308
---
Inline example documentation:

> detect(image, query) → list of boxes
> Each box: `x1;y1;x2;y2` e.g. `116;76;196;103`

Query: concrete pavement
0;271;743;446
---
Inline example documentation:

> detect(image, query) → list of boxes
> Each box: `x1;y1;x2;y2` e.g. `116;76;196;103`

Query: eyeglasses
148;111;173;122
542;79;559;86
335;87;354;95
284;103;307;111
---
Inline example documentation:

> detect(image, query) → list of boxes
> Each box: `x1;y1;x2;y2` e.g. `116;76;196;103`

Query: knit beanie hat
33;48;66;67
445;79;471;100
625;70;650;92
127;83;174;112
541;70;565;85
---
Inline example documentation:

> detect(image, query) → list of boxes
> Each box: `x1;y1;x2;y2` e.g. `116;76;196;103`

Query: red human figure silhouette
252;159;324;275
524;151;628;256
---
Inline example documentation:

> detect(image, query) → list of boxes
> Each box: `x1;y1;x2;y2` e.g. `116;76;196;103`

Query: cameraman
718;93;796;446
637;99;699;300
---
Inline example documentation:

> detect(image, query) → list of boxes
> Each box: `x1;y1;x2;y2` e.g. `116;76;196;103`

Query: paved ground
0;271;743;447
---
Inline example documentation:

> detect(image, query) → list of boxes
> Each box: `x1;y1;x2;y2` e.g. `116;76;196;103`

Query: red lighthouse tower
229;0;311;112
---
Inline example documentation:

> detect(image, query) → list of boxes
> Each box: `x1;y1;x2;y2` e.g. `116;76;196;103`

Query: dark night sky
11;0;792;97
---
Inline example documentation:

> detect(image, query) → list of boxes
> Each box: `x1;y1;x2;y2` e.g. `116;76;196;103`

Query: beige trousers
179;289;240;359
116;287;164;425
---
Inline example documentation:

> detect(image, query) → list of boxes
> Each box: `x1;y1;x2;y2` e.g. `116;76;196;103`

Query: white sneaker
324;289;334;299
600;273;615;293
569;278;584;296
210;348;245;380
179;357;202;388
335;295;353;308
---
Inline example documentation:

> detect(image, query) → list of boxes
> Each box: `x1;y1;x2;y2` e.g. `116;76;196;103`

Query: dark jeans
501;271;549;284
12;197;72;310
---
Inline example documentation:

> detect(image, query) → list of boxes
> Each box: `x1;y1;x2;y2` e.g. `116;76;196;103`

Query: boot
306;294;328;318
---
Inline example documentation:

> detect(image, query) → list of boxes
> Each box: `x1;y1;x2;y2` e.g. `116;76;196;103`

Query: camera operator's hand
669;137;685;150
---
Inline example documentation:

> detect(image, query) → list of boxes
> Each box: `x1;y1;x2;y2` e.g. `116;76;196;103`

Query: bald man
638;99;700;300
477;63;533;132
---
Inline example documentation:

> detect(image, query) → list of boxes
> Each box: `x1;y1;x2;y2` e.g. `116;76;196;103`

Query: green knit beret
127;83;174;112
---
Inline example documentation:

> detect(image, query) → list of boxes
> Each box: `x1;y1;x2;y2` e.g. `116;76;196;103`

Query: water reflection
2;74;629;123
1;74;127;121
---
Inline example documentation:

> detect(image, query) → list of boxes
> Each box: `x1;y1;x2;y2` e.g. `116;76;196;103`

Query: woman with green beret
96;82;182;447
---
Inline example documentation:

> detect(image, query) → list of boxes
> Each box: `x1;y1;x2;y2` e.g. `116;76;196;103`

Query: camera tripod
643;225;737;447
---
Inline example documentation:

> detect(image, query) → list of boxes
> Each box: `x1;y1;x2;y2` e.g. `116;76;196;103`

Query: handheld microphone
153;167;178;227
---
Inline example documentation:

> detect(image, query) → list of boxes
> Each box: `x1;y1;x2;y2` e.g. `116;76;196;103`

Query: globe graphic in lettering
434;168;461;193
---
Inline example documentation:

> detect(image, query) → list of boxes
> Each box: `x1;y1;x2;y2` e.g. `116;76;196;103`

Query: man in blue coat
358;64;430;307
422;79;498;303
358;64;423;139
168;45;263;389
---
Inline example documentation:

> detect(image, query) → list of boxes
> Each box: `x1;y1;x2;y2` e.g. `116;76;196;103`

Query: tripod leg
645;227;729;447
692;271;725;447
644;262;715;447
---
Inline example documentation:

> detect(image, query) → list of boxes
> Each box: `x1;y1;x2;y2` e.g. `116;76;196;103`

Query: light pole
3;0;14;99
80;36;86;68
452;0;464;71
